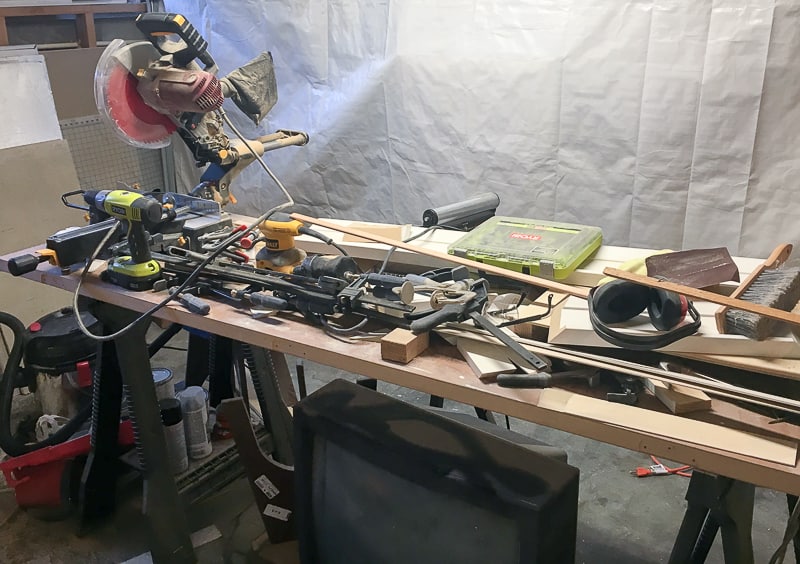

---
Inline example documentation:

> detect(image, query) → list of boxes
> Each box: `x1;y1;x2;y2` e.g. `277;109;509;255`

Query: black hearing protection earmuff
588;280;701;351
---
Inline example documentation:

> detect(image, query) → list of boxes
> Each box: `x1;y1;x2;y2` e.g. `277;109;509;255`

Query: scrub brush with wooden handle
715;243;800;340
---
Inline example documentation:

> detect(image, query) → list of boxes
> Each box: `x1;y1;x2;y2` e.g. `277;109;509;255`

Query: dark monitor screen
294;379;579;564
311;437;520;564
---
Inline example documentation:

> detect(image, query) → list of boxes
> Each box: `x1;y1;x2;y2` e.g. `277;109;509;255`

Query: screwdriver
229;289;289;310
169;287;211;315
496;368;600;389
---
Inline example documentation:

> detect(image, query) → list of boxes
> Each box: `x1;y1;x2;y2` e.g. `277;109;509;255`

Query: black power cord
73;108;297;342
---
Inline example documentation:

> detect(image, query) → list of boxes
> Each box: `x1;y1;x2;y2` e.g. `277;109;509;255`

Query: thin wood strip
604;267;800;327
291;213;591;298
437;326;800;415
715;243;792;333
537;388;797;467
550;296;800;358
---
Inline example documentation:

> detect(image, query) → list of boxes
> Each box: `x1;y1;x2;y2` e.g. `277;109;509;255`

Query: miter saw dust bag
219;52;278;125
447;217;603;279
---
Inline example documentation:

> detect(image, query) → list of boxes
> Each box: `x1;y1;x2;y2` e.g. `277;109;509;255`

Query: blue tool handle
179;293;211;315
169;288;210;315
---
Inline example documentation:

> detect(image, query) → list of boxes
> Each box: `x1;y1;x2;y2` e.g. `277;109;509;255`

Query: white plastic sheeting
164;0;800;257
0;52;62;151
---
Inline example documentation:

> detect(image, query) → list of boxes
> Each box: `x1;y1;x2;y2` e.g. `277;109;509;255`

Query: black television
293;379;580;563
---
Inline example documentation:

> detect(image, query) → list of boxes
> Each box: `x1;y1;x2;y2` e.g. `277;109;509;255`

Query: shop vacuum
0;308;133;517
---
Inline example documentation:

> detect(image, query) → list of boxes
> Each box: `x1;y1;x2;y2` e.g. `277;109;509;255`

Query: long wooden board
537;388;797;466
438;325;800;415
291;213;591;298
549;296;800;358
288;217;764;288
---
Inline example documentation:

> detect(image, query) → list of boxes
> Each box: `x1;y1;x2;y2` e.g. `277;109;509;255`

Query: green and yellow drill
82;189;164;290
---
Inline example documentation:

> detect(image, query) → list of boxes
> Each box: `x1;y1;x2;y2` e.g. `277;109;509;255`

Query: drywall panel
0;53;61;150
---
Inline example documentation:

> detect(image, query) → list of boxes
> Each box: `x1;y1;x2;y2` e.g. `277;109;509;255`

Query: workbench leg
668;471;754;564
241;345;296;465
185;331;210;387
208;336;234;408
356;377;377;390
788;494;800;562
78;338;123;534
296;361;308;399
474;407;496;424
669;503;711;563
92;303;195;564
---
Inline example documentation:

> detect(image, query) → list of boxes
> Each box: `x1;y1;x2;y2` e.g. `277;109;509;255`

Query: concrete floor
0;330;795;563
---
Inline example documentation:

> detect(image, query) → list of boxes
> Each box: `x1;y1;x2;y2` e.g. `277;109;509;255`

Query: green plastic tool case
447;217;603;279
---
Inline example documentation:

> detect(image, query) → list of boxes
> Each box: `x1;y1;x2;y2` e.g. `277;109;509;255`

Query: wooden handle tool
714;243;792;333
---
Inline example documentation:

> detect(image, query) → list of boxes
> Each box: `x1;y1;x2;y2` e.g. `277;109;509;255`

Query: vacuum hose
0;312;91;457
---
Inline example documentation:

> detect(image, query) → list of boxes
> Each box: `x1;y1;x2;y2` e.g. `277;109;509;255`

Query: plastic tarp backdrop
164;0;800;257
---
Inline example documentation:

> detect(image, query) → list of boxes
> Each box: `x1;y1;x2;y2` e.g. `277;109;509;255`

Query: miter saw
95;12;308;207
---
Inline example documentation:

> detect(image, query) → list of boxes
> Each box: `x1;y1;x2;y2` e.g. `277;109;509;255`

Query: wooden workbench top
1;242;799;495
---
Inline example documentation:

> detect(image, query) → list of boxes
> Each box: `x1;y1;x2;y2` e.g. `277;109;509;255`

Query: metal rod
440;326;800;416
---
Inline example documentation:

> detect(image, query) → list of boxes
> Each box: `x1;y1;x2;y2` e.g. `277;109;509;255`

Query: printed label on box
263;504;291;522
254;474;279;499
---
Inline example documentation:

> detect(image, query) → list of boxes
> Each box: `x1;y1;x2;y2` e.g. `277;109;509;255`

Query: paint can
152;368;175;401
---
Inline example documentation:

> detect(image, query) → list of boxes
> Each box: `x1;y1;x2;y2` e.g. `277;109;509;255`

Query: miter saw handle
135;12;216;71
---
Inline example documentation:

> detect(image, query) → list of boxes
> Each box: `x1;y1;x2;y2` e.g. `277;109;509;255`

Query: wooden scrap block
456;337;516;381
644;378;712;414
381;328;429;364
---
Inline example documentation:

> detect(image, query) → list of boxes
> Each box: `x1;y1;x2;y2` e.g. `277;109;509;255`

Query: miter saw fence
95;12;305;206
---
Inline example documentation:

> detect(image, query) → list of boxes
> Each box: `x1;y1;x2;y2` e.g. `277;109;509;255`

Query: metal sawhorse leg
669;471;755;564
79;303;195;563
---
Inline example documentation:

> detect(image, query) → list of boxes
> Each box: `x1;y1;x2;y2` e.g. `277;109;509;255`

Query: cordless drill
83;190;164;290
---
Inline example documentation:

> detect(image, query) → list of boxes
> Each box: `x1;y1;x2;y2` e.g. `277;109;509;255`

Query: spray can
159;398;188;474
177;386;212;460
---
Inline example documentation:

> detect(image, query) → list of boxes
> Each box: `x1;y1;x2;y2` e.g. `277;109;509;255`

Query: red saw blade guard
107;65;177;145
95;39;177;148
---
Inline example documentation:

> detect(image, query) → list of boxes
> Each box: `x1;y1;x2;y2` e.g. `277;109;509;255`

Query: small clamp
607;374;642;405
